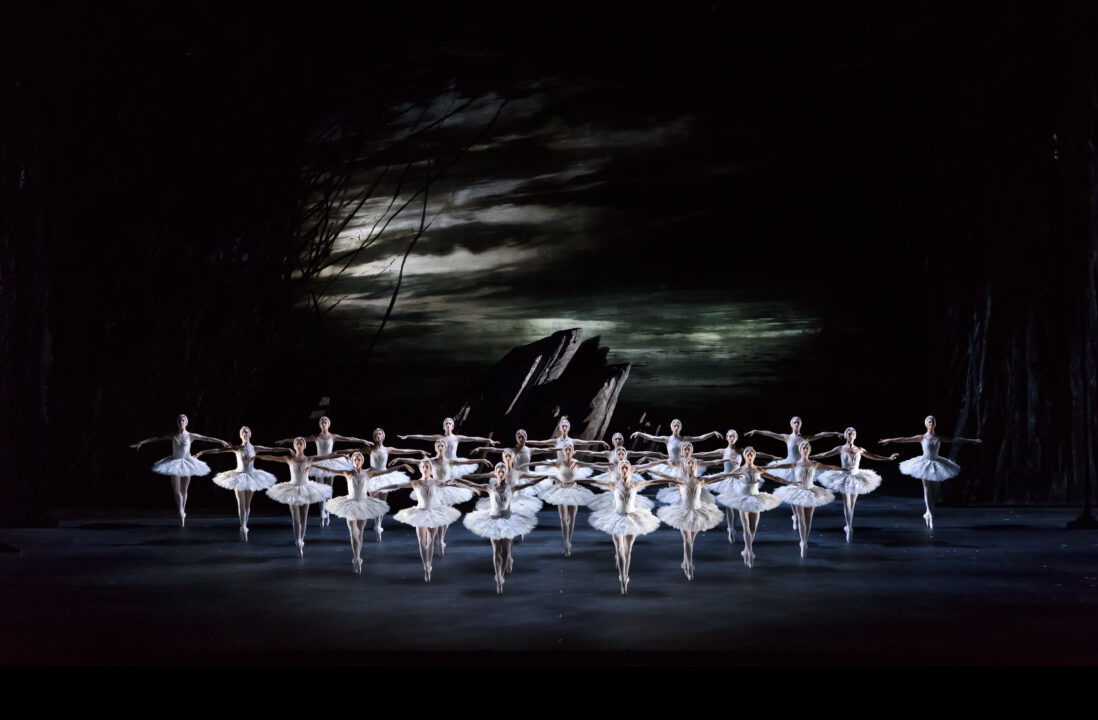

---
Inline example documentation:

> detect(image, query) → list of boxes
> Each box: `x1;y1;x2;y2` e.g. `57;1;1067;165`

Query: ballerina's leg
557;506;569;555
317;479;333;526
503;538;514;574
565;505;579;556
921;480;936;528
170;475;190;525
416;527;435;581
612;535;625;592
622;534;636;594
373;491;388;541
435;522;448;556
726;508;737;543
683;530;697;580
739;510;756;567
843;493;856;541
491;538;505;593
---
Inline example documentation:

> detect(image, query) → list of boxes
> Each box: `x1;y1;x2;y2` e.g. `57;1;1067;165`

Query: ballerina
746;417;843;530
714;447;784;567
647;458;744;580
464;448;546;517
525;417;610;460
398;417;498;462
880;415;982;529
586;461;665;595
703;430;778;543
385;458;466;582
131;414;229;526
312;451;392;574
810;427;898;542
275;416;370;527
653;442;709;504
767;442;844;558
360;427;429;542
522;440;597;557
255;437;338;556
461;463;548;594
471;433;556;498
630;419;721;482
586;445;660;512
194;425;283;540
408;438;491;556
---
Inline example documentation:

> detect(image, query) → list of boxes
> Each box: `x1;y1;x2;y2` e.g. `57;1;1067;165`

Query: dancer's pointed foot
179;511;187;527
506;556;514;574
923;510;934;529
564;542;572;558
844;525;852;543
728;526;736;543
792;513;798;531
799;540;807;559
296;539;305;557
374;525;383;542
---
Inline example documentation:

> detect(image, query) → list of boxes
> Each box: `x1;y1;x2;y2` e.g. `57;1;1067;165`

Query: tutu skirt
588;491;654;512
367;470;409;493
540;484;596;506
152;456;211;477
817;468;883;495
899;455;960;482
325;495;389;521
394;505;460;528
589;508;661;536
475;494;542;515
309;456;353;480
657;502;724;533
410;485;474;506
267;481;333;506
716;490;781;513
463;509;538;539
774;485;835;508
212;467;277;491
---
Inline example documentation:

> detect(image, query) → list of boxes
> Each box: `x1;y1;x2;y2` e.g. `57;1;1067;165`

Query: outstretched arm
330;434;373;446
683;431;722;443
745;429;786;442
809;447;842;461
451;434;499;445
810;461;845;473
629;431;666;443
804;431;844;442
878;435;924;445
940;436;983;445
130;434;173;449
254;454;291;465
194;446;239;458
860;448;900;462
760;470;793;485
397;433;442;442
187;432;231;447
275;434;319;445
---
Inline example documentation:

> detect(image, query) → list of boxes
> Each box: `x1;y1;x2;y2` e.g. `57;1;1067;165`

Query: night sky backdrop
3;3;1097;521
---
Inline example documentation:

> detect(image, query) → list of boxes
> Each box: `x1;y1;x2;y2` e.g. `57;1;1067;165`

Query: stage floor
1;498;1095;665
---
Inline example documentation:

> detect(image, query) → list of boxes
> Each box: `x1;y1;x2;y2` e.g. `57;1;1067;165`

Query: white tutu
540;484;597;506
309;456;354;480
899;456;960;482
462;509;538;539
367;470;409;493
657;502;724;533
588;491;654;512
151;456;211;477
266;480;333;506
212;467;277;491
394;504;460;528
716;490;781;513
325;495;389;521
817;468;883;495
448;462;481;479
774;485;834;508
410;485;474;506
475;494;542;515
589;507;661;536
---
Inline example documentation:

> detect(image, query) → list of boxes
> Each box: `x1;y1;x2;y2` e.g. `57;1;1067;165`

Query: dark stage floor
2;499;1095;665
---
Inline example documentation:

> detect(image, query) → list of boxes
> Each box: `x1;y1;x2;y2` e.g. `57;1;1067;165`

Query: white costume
211;444;277;491
898;435;961;482
151;433;211;477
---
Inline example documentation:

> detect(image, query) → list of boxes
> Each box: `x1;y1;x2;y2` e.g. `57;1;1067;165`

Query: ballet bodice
557;462;581;486
554;436;572;462
441;435;459;459
235;443;257;473
347;470;369;501
315;435;334;456
922;435;941;458
487;483;513;518
735;466;765;495
514;445;531;468
432;457;460;482
677;476;707;509
413;479;442;509
724;447;744;474
170;433;192;459
370;446;389;472
289;458;311;485
667;435;684;462
784;434;804;462
840;446;861;471
792;462;817;488
611;483;640;514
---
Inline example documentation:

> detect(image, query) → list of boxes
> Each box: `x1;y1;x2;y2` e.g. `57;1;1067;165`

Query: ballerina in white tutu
275;417;370;527
586;446;662;512
703;430;779;543
408;439;491;556
810;427;898;542
714;447;784;568
255;437;339;556
521;440;597;557
194;425;283;540
131;414;229;526
586;461;666;595
767;442;844;558
462;463;551;594
747;417;843;530
464;448;546;517
630;419;721;476
359;427;430;542
880;415;982;529
312;451;393;574
384;458;470;582
647;457;745;580
653;442;710;504
399;417;498;461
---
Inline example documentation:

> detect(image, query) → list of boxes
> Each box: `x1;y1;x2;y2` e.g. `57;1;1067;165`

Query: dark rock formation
451;329;630;441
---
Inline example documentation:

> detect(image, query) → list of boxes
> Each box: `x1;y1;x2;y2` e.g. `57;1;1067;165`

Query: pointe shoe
923;511;934;529
792;513;798;531
374;525;384;542
564;542;572;558
506;557;514;574
179;511;187;527
240;527;249;542
799;540;807;559
425;565;433;582
438;540;446;557
296;540;305;557
728;527;736;544
844;525;852;543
